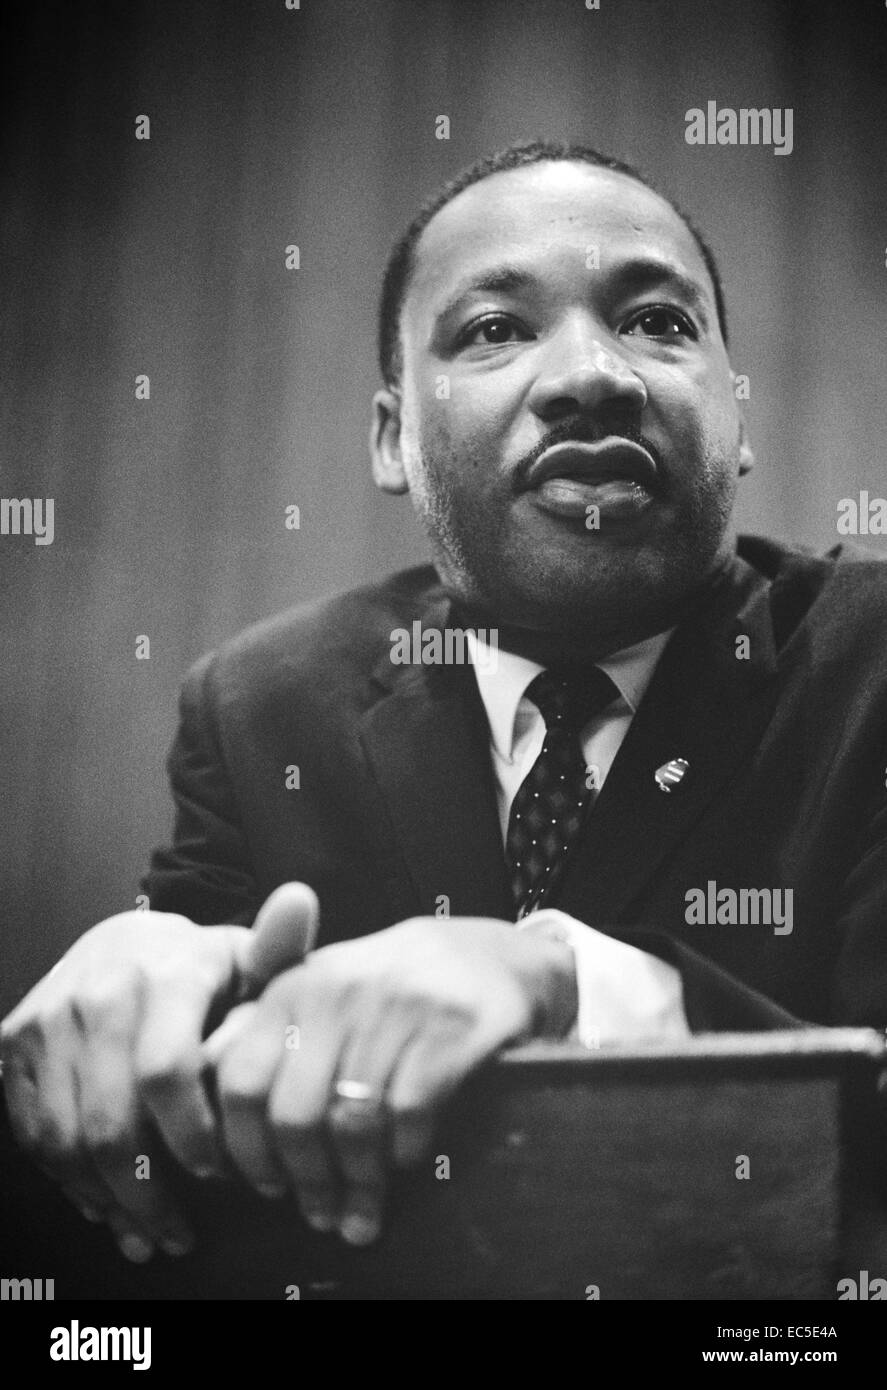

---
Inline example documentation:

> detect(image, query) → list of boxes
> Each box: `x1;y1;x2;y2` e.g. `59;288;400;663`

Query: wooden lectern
3;1028;886;1299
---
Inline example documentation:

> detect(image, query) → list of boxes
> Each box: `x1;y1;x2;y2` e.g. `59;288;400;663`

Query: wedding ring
334;1079;382;1105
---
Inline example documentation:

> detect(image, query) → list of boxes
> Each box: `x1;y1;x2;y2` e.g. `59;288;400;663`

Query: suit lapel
357;549;795;930
358;597;512;921
556;557;782;926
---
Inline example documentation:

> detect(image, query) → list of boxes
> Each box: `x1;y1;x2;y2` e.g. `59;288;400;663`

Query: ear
370;388;409;494
730;372;755;477
737;414;755;477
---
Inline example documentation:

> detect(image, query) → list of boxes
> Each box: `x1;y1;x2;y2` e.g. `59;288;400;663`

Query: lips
523;438;659;493
520;438;660;523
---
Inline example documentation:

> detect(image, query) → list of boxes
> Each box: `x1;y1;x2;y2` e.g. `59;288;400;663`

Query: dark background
2;0;886;1012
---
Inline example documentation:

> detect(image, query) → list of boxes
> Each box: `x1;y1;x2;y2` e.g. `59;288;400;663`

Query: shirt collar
466;626;674;762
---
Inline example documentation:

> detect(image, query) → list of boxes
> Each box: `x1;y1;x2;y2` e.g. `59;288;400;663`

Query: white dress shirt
465;629;691;1048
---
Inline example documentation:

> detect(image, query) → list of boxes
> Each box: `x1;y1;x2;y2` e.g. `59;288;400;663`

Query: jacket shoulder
183;565;442;706
805;540;887;631
739;534;887;649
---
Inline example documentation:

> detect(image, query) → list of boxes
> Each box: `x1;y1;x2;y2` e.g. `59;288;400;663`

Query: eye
458;314;529;348
623;306;697;340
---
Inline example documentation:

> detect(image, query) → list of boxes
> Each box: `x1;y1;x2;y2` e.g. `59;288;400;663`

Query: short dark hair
377;139;729;387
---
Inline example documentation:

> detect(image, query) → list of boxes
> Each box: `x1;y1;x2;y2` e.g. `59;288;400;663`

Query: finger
87;1115;194;1260
59;1182;107;1223
3;1015;121;1221
50;1161;123;1226
385;1018;484;1169
215;1008;290;1198
326;1092;388;1246
265;1004;345;1234
237;883;320;997
2;1016;78;1161
75;992;193;1256
6;1007;178;1260
324;1003;424;1245
135;976;227;1179
58;1183;160;1265
201;1002;260;1070
103;1204;160;1264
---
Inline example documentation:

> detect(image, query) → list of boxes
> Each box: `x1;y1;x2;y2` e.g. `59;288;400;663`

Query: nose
527;314;647;421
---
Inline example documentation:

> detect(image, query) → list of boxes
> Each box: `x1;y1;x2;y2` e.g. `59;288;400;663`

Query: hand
205;914;577;1246
0;882;318;1262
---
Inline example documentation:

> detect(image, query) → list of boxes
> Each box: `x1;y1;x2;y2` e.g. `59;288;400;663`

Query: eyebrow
434;266;540;325
609;258;710;315
432;256;711;327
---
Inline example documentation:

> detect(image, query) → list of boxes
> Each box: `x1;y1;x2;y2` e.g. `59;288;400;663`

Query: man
3;140;887;1270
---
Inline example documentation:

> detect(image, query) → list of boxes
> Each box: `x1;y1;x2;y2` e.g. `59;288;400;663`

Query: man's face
372;161;751;649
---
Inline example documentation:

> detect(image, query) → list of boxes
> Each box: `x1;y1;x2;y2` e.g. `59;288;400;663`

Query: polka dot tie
505;666;617;920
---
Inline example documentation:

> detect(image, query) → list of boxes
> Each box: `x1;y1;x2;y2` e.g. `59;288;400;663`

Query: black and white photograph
2;0;886;1349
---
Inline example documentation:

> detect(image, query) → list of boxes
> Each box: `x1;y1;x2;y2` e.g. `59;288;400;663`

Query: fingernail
339;1214;379;1247
257;1182;286;1200
304;1209;336;1233
118;1233;154;1264
160;1233;194;1258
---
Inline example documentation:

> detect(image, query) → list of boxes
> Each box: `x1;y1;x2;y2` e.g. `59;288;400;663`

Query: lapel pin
655;758;689;793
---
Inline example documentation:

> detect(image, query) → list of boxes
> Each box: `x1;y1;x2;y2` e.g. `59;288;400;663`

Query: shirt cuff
516;909;691;1048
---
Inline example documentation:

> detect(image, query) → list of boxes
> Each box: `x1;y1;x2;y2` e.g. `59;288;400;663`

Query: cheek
408;390;499;476
402;380;452;445
703;373;741;430
396;397;463;513
664;370;740;456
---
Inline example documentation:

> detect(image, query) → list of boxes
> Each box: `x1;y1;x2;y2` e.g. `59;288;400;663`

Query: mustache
515;417;664;485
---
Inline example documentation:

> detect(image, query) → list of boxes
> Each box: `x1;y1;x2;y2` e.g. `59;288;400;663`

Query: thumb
237;882;320;995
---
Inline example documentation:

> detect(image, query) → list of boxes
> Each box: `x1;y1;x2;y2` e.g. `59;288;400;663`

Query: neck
449;550;736;668
492;623;660;668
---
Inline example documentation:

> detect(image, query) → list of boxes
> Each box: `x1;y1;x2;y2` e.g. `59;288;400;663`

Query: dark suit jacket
142;534;887;1036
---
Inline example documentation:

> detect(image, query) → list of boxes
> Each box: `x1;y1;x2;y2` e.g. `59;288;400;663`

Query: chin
470;541;722;641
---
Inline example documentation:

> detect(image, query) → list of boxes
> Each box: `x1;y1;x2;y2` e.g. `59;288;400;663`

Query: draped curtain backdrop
2;0;885;1010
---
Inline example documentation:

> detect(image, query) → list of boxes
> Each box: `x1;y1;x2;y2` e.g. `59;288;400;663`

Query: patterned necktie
505;666;617;920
